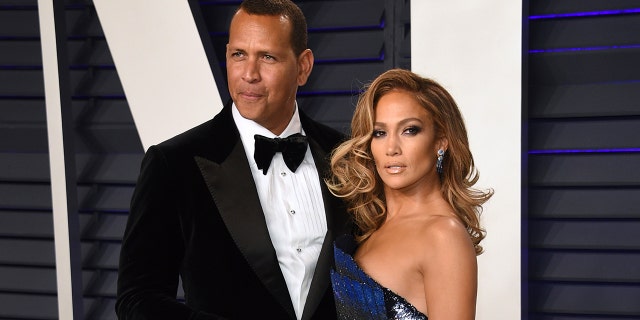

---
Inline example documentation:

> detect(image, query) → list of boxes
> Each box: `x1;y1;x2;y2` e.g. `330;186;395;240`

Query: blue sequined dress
331;235;428;320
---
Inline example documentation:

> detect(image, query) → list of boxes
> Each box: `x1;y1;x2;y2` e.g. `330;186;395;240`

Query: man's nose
242;59;260;83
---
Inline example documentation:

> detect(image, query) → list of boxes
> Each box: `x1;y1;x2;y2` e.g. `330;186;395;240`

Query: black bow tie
254;133;308;175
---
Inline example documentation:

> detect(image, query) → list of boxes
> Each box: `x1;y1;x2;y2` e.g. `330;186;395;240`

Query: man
115;0;348;319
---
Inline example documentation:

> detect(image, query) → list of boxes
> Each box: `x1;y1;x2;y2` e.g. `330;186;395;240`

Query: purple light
315;56;382;64
72;95;126;100
308;24;384;33
530;8;640;20
529;148;640;155
297;90;358;96
529;44;640;53
0;65;42;70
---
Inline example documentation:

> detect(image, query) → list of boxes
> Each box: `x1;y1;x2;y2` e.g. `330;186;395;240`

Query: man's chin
235;104;262;121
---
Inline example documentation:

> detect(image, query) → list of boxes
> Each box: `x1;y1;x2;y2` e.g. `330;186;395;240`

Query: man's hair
238;0;308;56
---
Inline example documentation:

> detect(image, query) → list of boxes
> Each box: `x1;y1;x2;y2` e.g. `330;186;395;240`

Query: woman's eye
372;130;385;138
404;126;421;135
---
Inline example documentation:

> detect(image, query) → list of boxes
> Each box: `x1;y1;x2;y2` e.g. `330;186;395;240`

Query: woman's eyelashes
372;125;422;138
372;129;385;138
403;125;422;136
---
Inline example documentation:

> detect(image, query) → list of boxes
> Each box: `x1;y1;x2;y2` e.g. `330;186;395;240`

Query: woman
327;69;493;319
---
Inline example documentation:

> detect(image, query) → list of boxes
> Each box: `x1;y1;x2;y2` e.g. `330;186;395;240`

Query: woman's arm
421;216;478;320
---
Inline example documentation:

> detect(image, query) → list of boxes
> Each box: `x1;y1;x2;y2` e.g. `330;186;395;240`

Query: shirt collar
232;102;305;167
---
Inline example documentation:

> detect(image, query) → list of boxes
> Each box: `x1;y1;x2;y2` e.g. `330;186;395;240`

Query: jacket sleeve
115;146;223;320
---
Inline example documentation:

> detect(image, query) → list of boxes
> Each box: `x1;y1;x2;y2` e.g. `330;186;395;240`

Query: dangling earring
436;149;445;176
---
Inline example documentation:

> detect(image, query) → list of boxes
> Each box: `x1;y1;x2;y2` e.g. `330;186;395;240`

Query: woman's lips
383;163;405;174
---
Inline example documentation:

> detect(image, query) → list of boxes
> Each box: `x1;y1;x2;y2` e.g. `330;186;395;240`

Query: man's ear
297;49;314;86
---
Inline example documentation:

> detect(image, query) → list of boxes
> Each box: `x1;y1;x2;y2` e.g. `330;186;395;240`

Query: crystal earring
436;149;445;175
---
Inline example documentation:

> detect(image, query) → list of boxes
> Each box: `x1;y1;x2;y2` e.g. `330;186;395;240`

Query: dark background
0;0;639;319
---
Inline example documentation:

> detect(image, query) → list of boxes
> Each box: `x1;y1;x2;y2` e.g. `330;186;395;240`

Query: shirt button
290;210;296;215
281;172;287;177
296;248;302;253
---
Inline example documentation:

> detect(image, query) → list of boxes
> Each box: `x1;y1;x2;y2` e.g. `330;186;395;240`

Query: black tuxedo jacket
115;103;349;320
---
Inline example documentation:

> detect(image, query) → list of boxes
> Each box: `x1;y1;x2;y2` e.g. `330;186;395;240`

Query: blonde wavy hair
326;69;493;255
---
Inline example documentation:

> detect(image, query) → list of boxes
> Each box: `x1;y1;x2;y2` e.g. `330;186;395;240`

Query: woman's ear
437;137;449;153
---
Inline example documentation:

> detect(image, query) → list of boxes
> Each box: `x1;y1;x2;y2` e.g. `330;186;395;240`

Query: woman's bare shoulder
409;213;475;262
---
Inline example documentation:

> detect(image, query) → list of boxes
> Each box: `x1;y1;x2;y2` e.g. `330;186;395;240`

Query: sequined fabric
331;235;428;320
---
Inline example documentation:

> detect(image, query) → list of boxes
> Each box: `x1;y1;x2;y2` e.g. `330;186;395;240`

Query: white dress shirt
232;104;328;320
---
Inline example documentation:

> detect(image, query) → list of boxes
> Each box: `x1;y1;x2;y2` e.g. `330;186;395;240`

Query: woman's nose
386;135;401;156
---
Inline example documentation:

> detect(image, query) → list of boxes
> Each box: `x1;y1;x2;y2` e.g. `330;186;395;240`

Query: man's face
226;10;313;135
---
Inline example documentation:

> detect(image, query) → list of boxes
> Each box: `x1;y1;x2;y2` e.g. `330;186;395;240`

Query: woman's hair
326;68;493;255
238;0;308;56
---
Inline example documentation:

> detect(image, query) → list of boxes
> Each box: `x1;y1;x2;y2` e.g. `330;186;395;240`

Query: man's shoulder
300;112;346;149
157;106;236;150
156;119;216;150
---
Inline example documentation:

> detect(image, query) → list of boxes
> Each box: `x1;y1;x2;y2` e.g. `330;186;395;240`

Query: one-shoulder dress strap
331;235;428;320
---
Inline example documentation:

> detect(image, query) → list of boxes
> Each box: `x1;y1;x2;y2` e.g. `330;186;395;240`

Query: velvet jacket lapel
195;103;348;320
300;124;349;320
194;103;295;318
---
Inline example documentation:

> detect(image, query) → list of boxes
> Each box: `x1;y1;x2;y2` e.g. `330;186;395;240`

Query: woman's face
370;90;445;192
